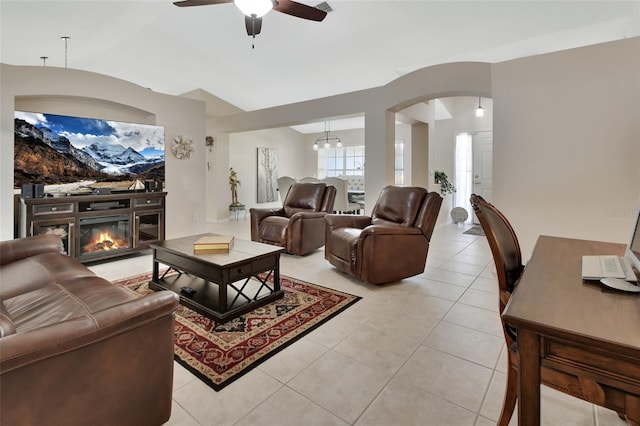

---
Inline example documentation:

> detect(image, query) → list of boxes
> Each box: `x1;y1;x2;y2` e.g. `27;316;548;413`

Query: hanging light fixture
475;97;484;118
313;121;342;150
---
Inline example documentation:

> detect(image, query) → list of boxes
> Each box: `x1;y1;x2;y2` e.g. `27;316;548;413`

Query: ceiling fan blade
273;0;327;21
245;16;262;36
173;0;232;7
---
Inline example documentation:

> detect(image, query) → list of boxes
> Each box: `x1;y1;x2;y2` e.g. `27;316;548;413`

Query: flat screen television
14;111;165;193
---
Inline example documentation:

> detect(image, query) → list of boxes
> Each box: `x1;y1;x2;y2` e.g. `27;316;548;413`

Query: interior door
472;131;493;224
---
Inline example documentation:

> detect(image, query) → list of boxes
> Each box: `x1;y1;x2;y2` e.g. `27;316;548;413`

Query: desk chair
470;194;628;425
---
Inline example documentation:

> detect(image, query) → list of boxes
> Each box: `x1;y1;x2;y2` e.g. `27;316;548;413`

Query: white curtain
454;133;473;223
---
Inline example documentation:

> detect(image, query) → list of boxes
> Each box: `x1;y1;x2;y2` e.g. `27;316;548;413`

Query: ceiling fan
173;0;327;40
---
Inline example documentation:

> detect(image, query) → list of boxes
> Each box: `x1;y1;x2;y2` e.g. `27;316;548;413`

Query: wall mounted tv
14;111;165;192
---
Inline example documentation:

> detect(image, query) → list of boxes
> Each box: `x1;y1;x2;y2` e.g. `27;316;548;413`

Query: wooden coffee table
149;234;285;323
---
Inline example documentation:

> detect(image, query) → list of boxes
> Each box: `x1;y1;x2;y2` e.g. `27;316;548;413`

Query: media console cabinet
19;192;166;263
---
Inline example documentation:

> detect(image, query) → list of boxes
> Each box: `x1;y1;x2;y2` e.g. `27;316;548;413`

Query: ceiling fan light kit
235;0;273;18
174;0;328;44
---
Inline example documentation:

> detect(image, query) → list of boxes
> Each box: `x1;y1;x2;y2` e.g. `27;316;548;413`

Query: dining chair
323;177;349;213
277;176;296;204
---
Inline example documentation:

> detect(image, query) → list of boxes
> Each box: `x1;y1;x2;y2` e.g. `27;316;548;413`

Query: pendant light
475;97;484;118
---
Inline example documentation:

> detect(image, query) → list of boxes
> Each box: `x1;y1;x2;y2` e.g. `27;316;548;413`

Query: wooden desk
502;235;640;426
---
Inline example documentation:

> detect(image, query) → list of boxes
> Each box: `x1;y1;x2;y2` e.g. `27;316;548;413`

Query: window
317;142;404;185
318;145;365;177
395;140;404;185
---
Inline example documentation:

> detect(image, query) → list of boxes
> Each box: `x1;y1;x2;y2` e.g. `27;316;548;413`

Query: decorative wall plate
171;135;194;159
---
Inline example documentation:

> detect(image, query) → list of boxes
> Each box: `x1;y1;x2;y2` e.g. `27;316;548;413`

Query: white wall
493;37;640;259
180;89;244;222
0;64;206;240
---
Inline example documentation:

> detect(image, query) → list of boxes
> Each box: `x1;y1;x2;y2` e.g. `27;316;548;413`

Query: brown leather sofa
324;186;442;284
250;182;336;255
0;234;179;426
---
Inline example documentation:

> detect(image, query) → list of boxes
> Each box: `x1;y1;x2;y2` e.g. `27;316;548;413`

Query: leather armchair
324;186;442;284
250;182;336;255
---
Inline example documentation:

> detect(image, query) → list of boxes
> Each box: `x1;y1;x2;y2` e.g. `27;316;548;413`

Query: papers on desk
582;255;640;293
581;255;636;281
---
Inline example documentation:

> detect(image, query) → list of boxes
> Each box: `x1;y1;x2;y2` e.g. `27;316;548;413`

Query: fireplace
78;214;131;260
20;192;166;263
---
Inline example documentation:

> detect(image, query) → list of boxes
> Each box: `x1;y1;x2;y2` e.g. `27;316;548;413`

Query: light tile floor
89;222;628;426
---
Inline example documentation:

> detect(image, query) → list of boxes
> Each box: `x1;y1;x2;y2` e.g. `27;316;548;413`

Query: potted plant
434;171;456;195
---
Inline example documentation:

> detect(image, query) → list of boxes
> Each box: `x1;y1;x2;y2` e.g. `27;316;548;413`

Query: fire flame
84;231;127;253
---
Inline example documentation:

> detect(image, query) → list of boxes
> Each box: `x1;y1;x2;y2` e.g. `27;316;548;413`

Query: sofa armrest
289;211;327;222
0;290;179;372
325;214;372;231
250;207;285;241
360;224;423;237
250;207;285;221
0;234;63;266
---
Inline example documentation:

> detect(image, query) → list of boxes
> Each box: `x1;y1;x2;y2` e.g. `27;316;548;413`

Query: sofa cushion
0;253;96;299
4;275;137;334
258;216;289;244
0;233;63;266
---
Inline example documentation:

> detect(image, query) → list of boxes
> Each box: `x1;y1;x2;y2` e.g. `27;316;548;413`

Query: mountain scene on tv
14;111;165;190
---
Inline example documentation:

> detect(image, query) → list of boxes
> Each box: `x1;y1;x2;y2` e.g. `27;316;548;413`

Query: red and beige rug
113;272;360;391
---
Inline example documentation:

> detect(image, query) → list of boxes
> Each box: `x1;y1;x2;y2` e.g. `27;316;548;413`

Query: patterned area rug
113;272;360;391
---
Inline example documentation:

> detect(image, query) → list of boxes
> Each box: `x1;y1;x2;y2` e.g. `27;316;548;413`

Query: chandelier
312;121;342;150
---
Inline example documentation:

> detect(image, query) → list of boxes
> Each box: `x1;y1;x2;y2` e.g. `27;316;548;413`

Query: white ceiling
1;0;638;117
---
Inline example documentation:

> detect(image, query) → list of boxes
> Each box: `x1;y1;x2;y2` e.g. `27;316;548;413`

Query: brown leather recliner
324;185;442;284
250;182;336;255
0;234;179;426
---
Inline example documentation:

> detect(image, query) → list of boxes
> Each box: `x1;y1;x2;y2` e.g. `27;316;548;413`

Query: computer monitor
624;200;640;278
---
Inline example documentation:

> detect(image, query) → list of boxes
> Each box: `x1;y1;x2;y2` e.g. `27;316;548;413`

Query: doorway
454;130;493;224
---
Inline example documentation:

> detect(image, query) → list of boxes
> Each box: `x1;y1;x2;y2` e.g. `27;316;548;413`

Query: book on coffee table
193;235;234;253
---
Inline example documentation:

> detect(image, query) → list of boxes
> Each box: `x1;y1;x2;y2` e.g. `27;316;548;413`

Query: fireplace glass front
78;214;131;260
